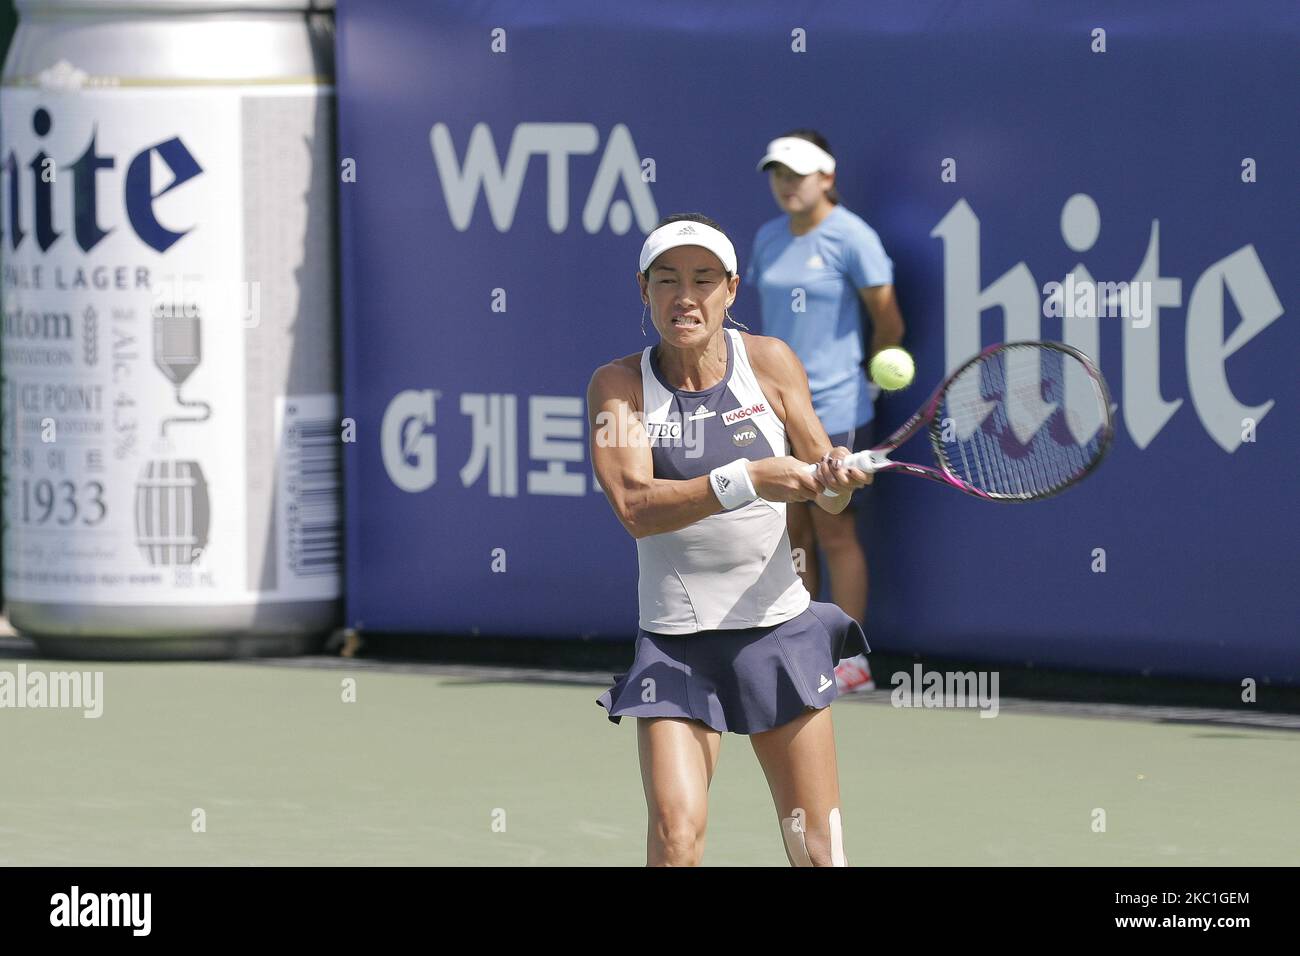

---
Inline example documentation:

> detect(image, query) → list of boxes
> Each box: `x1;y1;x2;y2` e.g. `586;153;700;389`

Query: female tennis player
748;129;908;694
589;213;871;867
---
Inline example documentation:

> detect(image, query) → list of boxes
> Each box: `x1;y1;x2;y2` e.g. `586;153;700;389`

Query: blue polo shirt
746;204;894;434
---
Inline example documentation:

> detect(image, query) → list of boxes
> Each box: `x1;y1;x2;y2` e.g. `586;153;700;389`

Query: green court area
2;649;1298;866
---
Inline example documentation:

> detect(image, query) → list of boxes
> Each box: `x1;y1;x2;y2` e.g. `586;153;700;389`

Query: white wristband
710;458;758;510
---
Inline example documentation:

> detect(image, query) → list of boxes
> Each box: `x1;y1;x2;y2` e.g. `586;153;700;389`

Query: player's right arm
587;362;726;539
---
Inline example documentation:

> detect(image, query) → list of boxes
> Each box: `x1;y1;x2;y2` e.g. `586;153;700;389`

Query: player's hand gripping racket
811;341;1114;501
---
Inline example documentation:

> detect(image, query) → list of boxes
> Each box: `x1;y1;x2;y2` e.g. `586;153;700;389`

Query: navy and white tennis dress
596;328;869;734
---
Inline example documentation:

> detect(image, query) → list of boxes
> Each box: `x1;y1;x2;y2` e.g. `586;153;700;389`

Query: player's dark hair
774;128;841;205
642;212;735;278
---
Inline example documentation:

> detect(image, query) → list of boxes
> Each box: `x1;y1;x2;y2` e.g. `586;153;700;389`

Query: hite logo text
1;107;202;254
934;196;1283;453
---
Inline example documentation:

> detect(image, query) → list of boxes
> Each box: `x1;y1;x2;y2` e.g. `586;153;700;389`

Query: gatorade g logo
731;426;757;447
382;389;438;492
1;107;204;254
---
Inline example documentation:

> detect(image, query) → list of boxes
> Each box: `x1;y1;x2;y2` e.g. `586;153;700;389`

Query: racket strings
934;345;1109;499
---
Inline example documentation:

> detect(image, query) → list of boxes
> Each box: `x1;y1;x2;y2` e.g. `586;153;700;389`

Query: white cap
756;136;836;176
639;220;738;276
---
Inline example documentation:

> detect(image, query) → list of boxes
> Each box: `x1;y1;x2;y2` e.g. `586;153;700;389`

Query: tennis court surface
4;635;1297;867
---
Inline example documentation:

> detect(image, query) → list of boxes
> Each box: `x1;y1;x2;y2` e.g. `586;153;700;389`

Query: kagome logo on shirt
721;403;768;426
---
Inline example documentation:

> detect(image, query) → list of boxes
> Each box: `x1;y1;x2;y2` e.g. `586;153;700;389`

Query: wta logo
429;122;658;234
731;426;757;447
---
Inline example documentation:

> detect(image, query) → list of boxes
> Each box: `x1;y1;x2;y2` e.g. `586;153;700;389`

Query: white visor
756;136;836;176
639;220;738;276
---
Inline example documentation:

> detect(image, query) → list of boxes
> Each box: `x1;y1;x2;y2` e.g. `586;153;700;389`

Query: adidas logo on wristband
710;458;757;510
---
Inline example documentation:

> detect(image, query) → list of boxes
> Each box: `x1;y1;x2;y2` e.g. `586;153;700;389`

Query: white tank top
635;328;811;633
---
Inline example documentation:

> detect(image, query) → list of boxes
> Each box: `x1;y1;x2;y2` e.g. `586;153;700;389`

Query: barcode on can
283;412;340;578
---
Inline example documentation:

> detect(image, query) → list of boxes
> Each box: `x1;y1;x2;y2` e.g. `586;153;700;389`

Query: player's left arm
859;284;906;363
752;335;871;515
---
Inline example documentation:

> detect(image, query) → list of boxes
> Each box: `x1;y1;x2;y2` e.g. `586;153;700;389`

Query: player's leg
750;706;847;866
786;500;820;600
637;716;722;866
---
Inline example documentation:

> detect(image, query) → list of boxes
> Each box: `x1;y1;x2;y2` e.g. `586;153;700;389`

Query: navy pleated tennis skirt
595;600;870;735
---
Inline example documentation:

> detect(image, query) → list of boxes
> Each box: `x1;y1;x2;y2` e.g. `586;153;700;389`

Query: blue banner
336;0;1298;682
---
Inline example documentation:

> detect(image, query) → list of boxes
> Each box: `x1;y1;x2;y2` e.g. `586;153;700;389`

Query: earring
641;303;648;336
724;307;750;331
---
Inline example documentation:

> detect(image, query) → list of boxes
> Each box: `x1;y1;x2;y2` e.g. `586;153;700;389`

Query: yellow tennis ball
869;348;915;391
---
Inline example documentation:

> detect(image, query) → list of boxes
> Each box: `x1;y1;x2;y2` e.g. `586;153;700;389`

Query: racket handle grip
806;450;886;498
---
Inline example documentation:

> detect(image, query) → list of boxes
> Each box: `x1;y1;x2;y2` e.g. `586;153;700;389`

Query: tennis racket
810;341;1113;501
